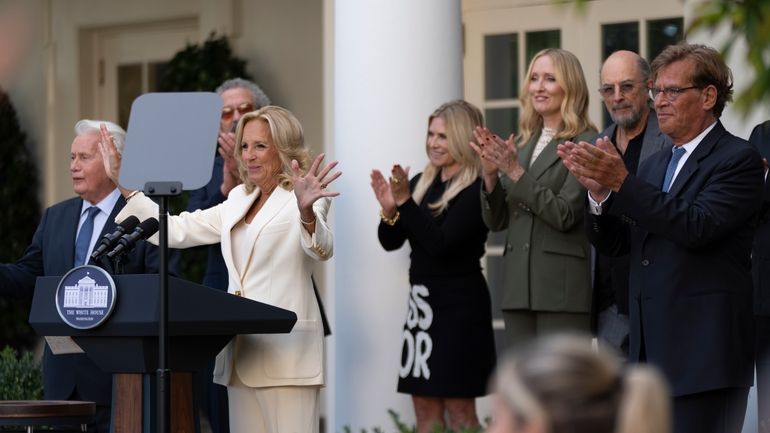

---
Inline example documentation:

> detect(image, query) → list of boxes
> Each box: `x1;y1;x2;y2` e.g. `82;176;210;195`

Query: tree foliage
159;32;253;92
687;0;770;115
0;92;40;351
0;345;43;400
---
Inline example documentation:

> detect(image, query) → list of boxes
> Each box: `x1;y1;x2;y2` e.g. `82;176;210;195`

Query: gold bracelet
125;190;140;202
300;215;316;225
380;209;400;226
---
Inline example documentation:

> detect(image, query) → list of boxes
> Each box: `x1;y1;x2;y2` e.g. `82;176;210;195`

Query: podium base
112;372;197;433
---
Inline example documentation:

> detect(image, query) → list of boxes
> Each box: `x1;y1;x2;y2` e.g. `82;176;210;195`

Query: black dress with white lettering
378;174;496;397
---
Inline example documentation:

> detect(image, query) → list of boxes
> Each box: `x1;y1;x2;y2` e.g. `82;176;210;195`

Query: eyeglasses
221;102;256;119
648;86;700;101
598;81;640;98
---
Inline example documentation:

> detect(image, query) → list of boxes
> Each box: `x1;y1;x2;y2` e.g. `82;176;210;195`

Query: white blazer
116;185;331;387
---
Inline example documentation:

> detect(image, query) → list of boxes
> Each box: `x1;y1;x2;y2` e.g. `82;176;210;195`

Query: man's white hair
74;119;126;154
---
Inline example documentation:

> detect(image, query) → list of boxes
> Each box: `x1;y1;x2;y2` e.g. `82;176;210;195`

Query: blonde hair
493;334;671;433
519;48;597;145
412;100;484;215
233;106;311;193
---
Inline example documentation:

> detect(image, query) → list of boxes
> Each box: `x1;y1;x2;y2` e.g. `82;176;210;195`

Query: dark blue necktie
662;147;687;192
74;206;100;267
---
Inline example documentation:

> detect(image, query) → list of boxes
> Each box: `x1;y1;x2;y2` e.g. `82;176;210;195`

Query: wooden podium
30;274;297;433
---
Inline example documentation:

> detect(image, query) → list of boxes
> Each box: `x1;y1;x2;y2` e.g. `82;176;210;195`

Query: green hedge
0;346;43;400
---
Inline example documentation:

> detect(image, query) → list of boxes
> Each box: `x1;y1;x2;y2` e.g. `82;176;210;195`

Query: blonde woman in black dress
371;100;496;433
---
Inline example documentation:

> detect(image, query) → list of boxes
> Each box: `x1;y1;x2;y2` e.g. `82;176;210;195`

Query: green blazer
482;129;597;312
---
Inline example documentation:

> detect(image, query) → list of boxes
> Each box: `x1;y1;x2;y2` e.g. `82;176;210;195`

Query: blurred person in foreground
488;334;671;433
371;100;496;433
470;48;597;348
101;105;340;433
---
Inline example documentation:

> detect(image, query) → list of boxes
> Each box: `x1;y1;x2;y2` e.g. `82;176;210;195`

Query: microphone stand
144;181;182;433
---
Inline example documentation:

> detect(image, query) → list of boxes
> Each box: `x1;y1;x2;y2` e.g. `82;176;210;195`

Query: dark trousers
673;387;749;433
757;315;770;432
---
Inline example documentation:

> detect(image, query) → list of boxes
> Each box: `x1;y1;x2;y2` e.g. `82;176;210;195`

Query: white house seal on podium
55;265;117;330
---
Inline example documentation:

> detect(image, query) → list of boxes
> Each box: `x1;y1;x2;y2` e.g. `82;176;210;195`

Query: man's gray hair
74;119;126;154
216;78;271;108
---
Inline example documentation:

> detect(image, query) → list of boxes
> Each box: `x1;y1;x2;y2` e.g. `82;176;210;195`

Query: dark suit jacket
750;120;770;316
591;113;670;320
0;194;178;405
587;121;763;396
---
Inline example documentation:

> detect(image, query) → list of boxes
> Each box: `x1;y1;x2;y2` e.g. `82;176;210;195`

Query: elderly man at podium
0;119;175;433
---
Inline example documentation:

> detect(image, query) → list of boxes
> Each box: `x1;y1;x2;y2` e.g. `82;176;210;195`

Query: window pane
485;33;519;100
601;22;639;60
648;17;684;60
147;61;168;92
117;63;143;130
485;107;518;142
525;30;560;66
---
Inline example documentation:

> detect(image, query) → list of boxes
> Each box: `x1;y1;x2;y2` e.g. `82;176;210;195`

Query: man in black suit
0;119;176;433
592;50;670;356
558;43;763;433
749;119;770;431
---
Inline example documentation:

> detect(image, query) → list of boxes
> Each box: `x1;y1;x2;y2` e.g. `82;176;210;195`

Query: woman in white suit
99;105;340;433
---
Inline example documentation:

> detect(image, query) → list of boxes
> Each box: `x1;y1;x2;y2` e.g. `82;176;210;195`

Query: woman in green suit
471;48;597;347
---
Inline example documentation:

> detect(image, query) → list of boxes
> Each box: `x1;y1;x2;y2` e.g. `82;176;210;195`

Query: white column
330;0;462;431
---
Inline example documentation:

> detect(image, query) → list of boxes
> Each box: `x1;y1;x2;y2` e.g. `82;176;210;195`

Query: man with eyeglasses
186;77;270;433
557;43;763;433
591;50;671;358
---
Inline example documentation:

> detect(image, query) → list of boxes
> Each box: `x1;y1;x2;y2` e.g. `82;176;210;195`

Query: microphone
106;217;159;259
90;216;140;261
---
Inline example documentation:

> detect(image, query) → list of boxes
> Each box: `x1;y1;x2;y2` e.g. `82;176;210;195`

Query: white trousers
227;373;320;433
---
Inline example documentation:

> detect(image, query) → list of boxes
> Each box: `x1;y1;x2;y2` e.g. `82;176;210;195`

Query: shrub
0;345;43;400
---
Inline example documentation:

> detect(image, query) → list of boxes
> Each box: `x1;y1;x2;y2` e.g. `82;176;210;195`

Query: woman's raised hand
292;153;341;212
470;126;524;182
370;169;396;216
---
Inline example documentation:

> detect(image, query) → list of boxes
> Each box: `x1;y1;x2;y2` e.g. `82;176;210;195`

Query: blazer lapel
518;135;537;173
100;196;125;238
666;122;725;196
528;137;560;179
639;148;671;190
63;198;84;269
639;112;669;163
219;189;259;283
227;187;293;281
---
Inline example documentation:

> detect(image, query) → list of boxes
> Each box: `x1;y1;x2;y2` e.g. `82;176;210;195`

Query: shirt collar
679;121;717;154
81;188;121;216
